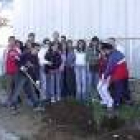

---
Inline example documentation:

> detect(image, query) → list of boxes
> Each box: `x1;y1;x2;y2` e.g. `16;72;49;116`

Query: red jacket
111;62;129;81
6;48;20;75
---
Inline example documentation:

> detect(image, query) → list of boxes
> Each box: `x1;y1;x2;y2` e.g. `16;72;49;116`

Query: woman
75;40;87;101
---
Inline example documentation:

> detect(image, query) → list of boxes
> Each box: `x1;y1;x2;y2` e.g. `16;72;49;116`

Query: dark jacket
19;51;40;81
44;50;62;73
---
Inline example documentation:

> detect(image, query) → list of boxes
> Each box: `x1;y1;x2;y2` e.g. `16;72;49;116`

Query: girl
38;38;51;100
60;41;67;99
44;42;62;102
75;40;87;101
65;40;76;98
97;43;114;109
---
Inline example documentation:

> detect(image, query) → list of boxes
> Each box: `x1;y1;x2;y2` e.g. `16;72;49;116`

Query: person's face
28;35;35;43
16;42;20;48
53;32;59;41
105;49;111;56
52;44;58;52
26;42;32;50
67;41;72;48
9;38;15;46
31;47;38;55
45;41;50;48
61;37;66;43
108;39;116;47
100;50;106;57
91;41;98;46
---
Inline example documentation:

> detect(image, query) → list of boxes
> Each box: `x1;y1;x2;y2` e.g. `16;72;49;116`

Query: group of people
3;31;131;112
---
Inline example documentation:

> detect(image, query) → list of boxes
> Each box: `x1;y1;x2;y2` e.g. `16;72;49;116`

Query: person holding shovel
10;44;41;112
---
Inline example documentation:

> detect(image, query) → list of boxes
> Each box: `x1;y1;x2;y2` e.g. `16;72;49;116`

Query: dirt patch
35;100;95;139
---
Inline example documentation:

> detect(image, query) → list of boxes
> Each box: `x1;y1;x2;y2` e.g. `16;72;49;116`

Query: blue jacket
104;50;125;79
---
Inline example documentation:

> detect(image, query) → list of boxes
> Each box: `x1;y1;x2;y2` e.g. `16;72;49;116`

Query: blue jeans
11;72;38;107
40;66;47;99
111;79;129;106
75;66;87;101
47;70;61;100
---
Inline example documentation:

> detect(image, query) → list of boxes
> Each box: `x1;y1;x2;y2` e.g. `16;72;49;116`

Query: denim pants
11;72;38;107
40;66;47;100
47;70;61;100
75;66;87;101
111;79;128;106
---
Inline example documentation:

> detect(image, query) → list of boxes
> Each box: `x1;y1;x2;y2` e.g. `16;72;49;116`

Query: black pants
61;66;76;99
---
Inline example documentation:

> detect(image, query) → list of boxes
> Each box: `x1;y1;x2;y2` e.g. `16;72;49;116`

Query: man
4;36;21;106
86;36;100;97
38;38;52;100
10;46;40;111
107;37;125;54
102;43;130;108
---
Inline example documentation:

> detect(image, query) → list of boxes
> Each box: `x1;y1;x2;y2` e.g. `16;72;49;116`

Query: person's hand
44;60;52;65
36;80;40;87
20;66;27;72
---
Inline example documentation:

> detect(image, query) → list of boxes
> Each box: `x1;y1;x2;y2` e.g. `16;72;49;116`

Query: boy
97;43;114;110
86;36;100;98
4;36;21;106
10;46;40;111
44;42;62;102
102;43;130;108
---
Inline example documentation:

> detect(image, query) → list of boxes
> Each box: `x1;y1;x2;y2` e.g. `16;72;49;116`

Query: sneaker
51;97;56;103
33;106;45;112
10;106;19;115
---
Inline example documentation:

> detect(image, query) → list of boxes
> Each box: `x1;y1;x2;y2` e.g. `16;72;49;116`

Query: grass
0;74;7;89
92;100;140;124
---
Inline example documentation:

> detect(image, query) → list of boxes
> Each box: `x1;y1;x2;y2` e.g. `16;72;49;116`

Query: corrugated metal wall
12;0;140;41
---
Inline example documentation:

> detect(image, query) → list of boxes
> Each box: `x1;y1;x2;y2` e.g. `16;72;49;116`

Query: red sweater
6;47;20;75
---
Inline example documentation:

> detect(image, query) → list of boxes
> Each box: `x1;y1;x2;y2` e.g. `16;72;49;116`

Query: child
65;40;76;98
38;38;51;100
102;43;129;108
97;43;114;109
44;42;62;102
86;37;100;86
75;40;87;101
4;36;21;106
10;46;40;111
60;41;67;99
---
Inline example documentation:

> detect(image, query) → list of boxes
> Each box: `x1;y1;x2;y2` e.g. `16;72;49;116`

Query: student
4;36;21;106
44;42;62;102
65;40;76;98
75;40;87;101
107;37;125;54
15;40;24;52
10;46;40;111
28;32;36;44
52;31;60;44
102;43;130;108
61;35;67;44
38;38;51;100
97;43;114;109
86;36;100;95
60;42;67;99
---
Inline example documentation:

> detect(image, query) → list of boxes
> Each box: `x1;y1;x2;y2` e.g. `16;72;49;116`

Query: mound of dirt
35;100;95;139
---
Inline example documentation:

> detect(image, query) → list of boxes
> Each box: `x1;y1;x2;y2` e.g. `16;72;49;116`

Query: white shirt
75;50;86;66
38;47;49;66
